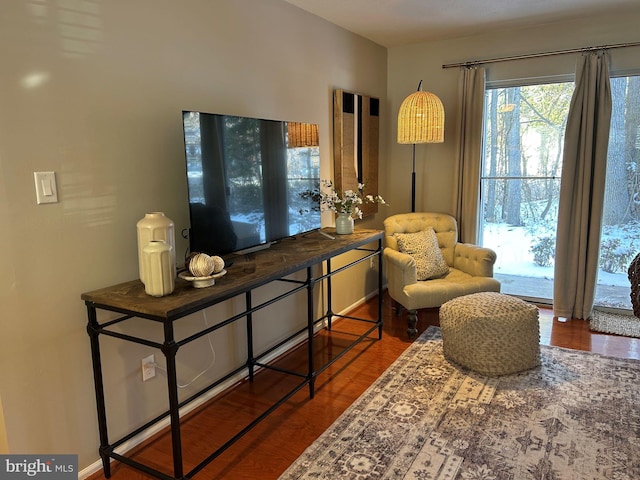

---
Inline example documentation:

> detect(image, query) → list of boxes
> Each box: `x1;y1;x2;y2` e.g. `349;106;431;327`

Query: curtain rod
442;41;640;69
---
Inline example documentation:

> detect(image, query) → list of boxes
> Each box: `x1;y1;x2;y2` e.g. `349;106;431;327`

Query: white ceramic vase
141;240;175;297
137;212;176;285
335;213;354;234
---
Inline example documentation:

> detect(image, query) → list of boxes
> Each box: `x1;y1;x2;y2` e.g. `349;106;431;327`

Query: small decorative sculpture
180;252;227;288
186;252;225;277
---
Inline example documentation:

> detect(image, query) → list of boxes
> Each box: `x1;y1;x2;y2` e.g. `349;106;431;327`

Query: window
480;77;637;311
595;75;640;310
481;82;572;302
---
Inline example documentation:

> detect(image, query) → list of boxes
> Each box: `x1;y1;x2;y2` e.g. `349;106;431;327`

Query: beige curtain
453;66;485;244
553;52;612;320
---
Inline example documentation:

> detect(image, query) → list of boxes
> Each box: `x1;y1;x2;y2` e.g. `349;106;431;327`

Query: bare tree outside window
481;78;637;310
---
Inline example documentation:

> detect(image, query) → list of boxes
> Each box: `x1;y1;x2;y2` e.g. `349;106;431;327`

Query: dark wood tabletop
81;228;383;320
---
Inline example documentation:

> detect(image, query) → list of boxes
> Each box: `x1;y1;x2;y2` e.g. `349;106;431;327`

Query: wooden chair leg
407;310;418;338
394;301;403;316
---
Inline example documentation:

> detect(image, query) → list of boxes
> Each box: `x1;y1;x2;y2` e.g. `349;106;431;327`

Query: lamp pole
411;144;416;212
412;81;420;212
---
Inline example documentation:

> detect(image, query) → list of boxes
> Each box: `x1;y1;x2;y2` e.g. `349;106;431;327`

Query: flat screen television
181;110;321;259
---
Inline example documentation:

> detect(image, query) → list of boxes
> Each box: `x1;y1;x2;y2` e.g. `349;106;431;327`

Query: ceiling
283;0;640;48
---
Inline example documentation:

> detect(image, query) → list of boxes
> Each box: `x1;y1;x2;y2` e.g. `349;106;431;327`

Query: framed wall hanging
333;89;380;217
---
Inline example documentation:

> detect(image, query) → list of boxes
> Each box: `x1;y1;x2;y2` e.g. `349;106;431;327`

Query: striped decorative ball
211;256;225;274
188;253;215;277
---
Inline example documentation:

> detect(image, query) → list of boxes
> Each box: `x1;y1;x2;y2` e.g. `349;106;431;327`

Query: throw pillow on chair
395;228;449;280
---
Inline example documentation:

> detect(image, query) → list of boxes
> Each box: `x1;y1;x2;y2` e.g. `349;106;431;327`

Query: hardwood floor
88;292;640;480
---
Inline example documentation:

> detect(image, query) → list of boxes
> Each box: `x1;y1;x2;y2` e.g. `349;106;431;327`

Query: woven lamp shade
288;122;319;148
397;90;445;144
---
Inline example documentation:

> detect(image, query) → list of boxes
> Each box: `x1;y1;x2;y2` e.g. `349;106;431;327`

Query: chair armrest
383;247;418;293
453;243;497;277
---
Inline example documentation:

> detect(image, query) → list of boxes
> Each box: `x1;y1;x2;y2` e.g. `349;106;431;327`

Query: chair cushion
395;228;449;280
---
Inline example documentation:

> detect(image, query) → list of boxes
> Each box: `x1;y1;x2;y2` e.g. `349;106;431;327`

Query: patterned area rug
279;327;640;480
590;309;640;338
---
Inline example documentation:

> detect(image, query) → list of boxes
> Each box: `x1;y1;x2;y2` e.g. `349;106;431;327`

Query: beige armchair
384;212;501;336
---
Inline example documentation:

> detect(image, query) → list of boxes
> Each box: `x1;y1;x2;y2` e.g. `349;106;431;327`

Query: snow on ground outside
483;222;631;288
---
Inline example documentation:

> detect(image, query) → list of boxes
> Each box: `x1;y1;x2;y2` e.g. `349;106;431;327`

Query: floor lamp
397;80;445;212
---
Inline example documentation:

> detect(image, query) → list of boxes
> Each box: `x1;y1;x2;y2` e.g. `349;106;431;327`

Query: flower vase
335;213;354;234
141;240;175;297
137;212;176;285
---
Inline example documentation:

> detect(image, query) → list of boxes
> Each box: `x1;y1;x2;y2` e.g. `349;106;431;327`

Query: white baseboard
79;291;379;479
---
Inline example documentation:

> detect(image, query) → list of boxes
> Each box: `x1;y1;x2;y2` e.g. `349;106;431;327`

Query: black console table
82;228;383;480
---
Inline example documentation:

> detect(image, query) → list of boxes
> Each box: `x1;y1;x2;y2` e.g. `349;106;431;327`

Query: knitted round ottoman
439;292;540;376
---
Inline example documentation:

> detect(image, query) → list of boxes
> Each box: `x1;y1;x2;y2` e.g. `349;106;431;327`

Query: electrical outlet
370;257;375;269
141;354;156;381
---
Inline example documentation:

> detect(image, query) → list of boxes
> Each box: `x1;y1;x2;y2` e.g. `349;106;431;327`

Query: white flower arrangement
319;179;387;219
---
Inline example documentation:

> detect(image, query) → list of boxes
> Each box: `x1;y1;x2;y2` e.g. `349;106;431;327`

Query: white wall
0;0;387;470
6;0;639;473
386;8;640;216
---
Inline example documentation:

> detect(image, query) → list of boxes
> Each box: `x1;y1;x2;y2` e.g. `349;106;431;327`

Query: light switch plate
34;171;58;204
